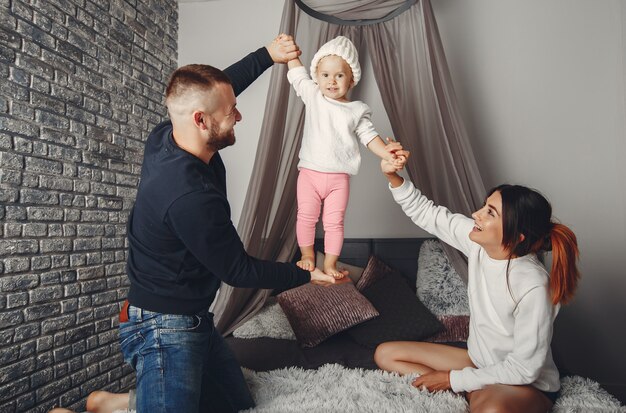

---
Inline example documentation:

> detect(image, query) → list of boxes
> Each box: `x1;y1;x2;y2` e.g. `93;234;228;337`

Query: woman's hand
380;138;409;187
380;158;405;188
380;158;399;174
411;370;452;392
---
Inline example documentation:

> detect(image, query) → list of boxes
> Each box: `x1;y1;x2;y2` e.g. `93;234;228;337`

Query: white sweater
287;66;379;175
390;179;561;393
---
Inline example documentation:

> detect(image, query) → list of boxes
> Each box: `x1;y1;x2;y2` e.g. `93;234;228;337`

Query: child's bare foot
296;255;315;271
324;264;346;279
323;253;345;279
86;390;129;413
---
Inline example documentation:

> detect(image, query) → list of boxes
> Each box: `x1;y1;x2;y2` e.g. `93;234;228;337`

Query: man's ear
193;111;207;130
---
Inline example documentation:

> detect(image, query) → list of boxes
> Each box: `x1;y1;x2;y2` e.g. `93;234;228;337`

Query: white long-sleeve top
390;179;561;393
287;66;379;175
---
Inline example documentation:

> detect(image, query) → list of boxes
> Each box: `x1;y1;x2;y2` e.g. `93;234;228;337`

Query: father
119;35;336;413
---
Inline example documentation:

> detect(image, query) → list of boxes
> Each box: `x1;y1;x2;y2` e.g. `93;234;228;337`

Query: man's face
205;82;241;151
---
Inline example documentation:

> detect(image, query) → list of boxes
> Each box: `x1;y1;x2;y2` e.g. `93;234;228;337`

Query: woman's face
470;190;507;258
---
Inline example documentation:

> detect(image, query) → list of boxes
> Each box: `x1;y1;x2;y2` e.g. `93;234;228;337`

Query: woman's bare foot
296;255;315;271
85;391;129;413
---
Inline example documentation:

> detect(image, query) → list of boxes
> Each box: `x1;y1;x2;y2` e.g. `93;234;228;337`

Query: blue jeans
119;306;255;413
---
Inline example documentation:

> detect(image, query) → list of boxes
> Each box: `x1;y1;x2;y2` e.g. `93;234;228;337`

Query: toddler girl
287;36;405;277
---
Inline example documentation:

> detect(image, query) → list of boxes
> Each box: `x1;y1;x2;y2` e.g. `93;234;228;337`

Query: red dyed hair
548;223;580;304
491;184;580;305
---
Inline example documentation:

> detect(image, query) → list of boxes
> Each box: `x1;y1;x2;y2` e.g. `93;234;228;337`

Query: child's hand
384;137;403;156
384;137;410;171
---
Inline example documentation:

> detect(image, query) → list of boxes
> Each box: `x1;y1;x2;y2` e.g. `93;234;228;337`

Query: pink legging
296;168;350;257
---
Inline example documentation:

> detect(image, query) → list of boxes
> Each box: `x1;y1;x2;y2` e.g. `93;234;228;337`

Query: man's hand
267;34;301;63
309;267;337;286
411;370;451;392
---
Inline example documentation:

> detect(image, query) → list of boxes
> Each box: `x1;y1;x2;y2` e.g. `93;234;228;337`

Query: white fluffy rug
242;364;625;413
243;364;466;413
119;365;624;413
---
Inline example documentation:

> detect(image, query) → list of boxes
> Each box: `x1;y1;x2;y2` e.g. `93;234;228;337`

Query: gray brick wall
0;0;178;411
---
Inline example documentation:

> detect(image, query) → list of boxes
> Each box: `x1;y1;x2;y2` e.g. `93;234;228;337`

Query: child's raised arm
288;56;303;69
367;136;407;169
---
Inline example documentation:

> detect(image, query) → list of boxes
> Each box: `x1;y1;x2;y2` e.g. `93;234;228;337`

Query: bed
113;238;623;412
225;237;466;372
223;238;625;412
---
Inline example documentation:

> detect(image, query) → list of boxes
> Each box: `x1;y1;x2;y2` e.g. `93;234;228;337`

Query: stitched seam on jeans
160;315;202;333
157;322;165;408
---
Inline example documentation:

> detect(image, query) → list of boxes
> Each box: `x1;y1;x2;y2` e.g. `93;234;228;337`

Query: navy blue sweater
126;48;310;315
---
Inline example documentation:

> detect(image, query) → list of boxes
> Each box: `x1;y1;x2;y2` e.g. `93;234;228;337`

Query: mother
375;156;580;413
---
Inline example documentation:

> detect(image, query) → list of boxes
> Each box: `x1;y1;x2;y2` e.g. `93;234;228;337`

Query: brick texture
0;0;178;411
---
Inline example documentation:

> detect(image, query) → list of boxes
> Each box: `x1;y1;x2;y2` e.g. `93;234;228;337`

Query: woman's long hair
489;185;580;305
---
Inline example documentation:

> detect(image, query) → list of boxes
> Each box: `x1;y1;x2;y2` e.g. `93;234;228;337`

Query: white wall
430;0;626;398
178;0;284;228
179;0;626;399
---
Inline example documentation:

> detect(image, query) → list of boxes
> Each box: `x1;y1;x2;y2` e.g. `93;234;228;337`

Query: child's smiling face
316;55;354;102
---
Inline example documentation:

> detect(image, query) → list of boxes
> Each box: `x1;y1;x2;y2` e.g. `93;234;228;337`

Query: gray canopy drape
213;0;485;335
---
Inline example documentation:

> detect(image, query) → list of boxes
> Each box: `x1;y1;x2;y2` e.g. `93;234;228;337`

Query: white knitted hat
310;36;361;86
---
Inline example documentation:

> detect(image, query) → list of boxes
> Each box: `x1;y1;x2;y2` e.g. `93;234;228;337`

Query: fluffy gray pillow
232;298;296;340
416;240;469;316
277;280;379;347
417;240;470;342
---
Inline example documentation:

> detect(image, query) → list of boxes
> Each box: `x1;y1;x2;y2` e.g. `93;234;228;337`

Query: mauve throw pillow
347;271;443;348
277;279;379;348
426;315;470;343
355;255;394;292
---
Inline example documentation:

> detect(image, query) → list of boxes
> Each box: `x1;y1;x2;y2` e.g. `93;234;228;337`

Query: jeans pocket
119;329;146;375
159;314;211;349
159;314;203;333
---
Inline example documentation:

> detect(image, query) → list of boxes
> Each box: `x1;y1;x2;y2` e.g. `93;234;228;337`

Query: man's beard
206;120;235;151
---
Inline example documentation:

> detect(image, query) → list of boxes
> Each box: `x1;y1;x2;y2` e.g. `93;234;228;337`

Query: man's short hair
165;64;232;106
